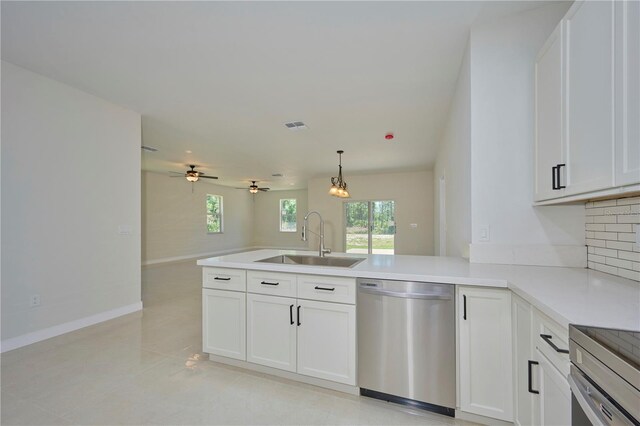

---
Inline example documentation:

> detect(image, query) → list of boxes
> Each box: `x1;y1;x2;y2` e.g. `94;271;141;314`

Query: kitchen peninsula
198;249;640;424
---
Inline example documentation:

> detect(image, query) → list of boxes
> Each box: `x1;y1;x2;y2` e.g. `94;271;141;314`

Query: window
279;198;297;232
345;200;395;254
206;194;223;233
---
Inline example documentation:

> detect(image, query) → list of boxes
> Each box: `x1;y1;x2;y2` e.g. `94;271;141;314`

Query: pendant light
329;150;350;198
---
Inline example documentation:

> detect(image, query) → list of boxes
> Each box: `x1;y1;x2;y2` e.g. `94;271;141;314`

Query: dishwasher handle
358;285;451;300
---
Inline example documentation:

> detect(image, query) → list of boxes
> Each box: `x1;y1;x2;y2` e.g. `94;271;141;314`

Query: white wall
469;3;585;266
1;62;142;343
142;171;254;263
252;189;308;249
307;170;434;255
434;43;472;258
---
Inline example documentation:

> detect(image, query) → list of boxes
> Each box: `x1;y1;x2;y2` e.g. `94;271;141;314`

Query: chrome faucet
301;211;331;257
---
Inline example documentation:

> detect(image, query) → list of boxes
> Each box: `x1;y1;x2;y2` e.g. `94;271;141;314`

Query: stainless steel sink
256;254;365;268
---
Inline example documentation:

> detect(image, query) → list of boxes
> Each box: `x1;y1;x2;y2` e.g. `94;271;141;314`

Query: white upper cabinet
564;0;615;195
535;22;566;201
534;0;639;203
615;0;640;186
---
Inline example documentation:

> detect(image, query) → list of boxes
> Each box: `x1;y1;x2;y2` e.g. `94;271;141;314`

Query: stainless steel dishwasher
357;278;455;417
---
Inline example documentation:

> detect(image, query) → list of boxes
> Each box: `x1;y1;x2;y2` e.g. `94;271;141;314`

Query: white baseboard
469;244;587;267
0;301;143;353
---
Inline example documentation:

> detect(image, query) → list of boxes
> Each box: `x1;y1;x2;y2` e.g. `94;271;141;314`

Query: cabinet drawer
533;308;569;377
247;270;296;297
203;267;246;291
297;275;356;304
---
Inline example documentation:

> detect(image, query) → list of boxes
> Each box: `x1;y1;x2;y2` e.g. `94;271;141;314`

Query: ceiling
1;1;556;190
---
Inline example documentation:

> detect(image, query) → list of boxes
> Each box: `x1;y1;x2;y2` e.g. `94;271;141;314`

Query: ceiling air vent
141;145;158;152
284;121;308;130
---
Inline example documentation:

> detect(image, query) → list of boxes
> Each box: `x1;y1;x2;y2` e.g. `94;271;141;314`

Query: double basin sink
256;254;365;268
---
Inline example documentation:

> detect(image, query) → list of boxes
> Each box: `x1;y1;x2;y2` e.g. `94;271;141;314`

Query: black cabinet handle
214;277;231;281
463;295;467;320
260;281;279;286
540;334;569;354
552;166;558;190
297;305;301;326
556;164;566;189
314;286;335;291
528;360;540;394
289;304;294;325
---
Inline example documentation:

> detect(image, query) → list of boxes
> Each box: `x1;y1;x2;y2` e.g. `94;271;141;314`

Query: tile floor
1;260;473;425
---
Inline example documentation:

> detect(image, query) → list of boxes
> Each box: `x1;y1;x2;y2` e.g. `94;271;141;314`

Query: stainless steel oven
568;325;640;426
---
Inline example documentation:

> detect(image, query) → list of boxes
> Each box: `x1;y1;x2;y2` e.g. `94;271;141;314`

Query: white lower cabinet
202;288;246;360
512;296;572;426
205;271;358;387
458;287;513;422
246;293;357;385
246;293;297;372
513;294;534;426
533;349;571;426
297;300;356;385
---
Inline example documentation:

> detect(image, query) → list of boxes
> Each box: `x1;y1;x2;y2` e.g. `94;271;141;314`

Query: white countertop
197;249;640;331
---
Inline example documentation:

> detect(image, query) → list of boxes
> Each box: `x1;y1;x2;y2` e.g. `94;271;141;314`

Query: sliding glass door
344;200;395;255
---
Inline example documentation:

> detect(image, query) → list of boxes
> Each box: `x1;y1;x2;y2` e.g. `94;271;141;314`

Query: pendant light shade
329;150;350;198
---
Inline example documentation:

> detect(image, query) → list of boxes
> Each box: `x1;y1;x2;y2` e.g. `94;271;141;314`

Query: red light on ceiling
385;133;394;140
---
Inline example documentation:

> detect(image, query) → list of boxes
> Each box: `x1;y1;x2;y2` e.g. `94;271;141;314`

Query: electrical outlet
479;226;490;242
30;294;41;307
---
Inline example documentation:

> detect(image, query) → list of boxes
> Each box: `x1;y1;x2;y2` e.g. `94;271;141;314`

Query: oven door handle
568;371;633;426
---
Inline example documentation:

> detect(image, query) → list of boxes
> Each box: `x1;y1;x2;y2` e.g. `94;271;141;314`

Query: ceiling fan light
186;175;199;182
249;187;258;194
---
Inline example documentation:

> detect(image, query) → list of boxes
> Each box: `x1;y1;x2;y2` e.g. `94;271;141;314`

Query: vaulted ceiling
2;1;554;189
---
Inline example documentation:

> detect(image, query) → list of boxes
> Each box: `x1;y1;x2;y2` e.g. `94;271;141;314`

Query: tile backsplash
586;196;640;282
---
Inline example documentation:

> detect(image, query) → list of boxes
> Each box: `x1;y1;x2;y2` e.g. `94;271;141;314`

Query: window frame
279;198;297;233
343;199;396;255
206;194;224;234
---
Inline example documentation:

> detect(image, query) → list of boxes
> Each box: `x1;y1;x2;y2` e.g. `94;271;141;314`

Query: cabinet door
565;0;615;195
202;289;246;360
513;295;534;426
615;0;640;186
246;293;297;372
296;300;356;385
535;22;566;201
533;350;571;426
458;287;513;422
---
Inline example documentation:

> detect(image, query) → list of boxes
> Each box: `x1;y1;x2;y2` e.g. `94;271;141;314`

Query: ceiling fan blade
170;175;185;178
259;188;270;191
169;171;184;174
200;176;218;180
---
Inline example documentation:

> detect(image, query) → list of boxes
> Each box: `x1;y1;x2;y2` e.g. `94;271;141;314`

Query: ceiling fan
169;165;218;182
237;181;270;194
